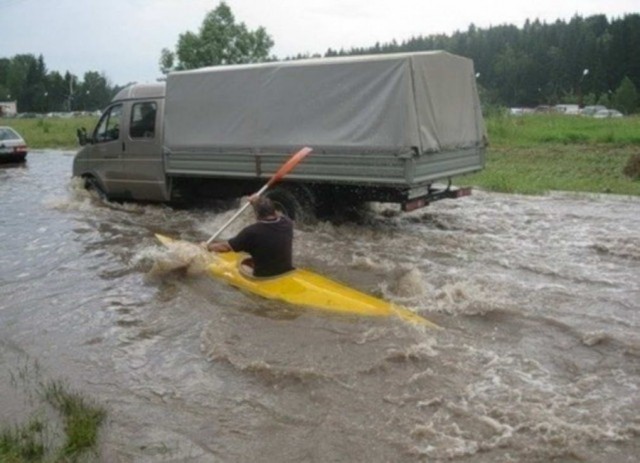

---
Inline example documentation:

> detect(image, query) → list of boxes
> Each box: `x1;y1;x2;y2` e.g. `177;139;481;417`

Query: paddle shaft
206;183;269;245
205;147;312;245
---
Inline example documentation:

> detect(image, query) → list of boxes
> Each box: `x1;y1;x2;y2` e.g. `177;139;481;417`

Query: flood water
1;151;639;462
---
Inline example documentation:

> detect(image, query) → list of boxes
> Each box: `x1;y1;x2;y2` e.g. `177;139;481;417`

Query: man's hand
200;241;232;253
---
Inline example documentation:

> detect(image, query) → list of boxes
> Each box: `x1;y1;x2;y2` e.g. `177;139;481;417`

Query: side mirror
76;127;88;146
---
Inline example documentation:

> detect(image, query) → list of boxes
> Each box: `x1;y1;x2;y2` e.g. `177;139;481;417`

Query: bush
623;154;640;180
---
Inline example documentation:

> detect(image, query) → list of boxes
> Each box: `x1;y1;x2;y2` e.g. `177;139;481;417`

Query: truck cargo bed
165;145;484;187
164;51;486;186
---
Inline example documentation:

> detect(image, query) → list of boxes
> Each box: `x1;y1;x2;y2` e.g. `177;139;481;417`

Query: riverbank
3;114;640;196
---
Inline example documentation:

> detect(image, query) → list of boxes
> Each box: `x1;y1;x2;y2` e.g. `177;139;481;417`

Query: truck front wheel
84;176;108;200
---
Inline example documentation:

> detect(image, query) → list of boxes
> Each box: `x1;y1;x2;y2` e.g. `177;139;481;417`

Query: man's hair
253;197;277;219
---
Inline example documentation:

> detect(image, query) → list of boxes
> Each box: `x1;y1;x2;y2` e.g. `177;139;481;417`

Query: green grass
0;380;105;463
465;144;640;195
0;117;98;149
0;417;47;462
486;113;640;147
44;381;106;460
464;114;640;195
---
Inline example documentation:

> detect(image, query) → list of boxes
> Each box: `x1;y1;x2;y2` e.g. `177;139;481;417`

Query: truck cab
73;83;170;201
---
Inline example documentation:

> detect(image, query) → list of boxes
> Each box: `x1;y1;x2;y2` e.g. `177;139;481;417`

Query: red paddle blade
267;146;313;186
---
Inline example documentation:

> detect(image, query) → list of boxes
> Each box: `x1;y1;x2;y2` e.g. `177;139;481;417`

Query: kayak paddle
206;146;312;245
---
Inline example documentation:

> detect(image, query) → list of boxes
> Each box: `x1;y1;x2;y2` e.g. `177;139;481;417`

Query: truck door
120;100;169;201
90;103;127;196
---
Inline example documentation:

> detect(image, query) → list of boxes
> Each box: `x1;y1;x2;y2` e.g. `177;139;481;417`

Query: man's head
252;196;277;220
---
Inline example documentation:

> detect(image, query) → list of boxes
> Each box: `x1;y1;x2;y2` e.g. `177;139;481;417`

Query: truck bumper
401;185;472;212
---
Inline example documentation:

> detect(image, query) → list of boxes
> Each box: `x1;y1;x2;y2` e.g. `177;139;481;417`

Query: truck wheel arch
265;185;315;223
83;175;108;200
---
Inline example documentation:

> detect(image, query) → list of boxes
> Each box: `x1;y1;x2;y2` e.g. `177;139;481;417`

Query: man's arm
205;241;232;253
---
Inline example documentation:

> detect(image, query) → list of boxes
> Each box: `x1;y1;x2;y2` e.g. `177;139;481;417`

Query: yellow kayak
156;234;439;328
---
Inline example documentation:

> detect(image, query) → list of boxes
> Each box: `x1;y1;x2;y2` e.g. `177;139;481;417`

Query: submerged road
1;151;639;462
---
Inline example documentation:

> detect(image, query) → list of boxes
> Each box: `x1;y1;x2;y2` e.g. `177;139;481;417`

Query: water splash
133;240;216;277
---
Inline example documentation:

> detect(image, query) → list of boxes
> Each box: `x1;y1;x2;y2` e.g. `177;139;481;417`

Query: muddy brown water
1;151;639;462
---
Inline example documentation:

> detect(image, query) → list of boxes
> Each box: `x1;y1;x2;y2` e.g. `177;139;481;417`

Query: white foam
581;330;610;346
390;267;428;298
133;241;215;277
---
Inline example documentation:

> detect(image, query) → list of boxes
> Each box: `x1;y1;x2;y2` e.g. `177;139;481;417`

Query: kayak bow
155;234;439;328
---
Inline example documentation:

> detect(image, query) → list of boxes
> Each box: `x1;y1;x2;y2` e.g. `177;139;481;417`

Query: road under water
1;151;639;462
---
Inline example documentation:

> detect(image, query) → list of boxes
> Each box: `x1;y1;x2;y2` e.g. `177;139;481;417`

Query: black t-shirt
228;216;294;277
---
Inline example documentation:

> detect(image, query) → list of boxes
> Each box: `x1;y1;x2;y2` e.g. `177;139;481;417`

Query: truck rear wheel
266;185;315;223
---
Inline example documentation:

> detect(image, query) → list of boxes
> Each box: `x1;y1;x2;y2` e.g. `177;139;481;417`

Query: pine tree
612;76;638;114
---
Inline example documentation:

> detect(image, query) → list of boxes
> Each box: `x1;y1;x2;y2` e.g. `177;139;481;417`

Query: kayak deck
155;234;439;328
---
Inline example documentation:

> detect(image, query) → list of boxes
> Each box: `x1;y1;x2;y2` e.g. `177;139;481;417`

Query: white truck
73;51;486;219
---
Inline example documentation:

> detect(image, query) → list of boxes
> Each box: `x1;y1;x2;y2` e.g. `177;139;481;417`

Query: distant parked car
0;126;28;163
593;109;624;118
534;105;553;113
554;104;580;115
581;105;607;116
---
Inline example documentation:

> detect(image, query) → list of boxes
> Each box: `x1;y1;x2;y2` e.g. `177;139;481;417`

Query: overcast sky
0;0;636;86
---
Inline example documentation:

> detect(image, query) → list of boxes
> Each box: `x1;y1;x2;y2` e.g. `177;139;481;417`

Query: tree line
326;13;640;113
0;54;118;114
2;3;638;115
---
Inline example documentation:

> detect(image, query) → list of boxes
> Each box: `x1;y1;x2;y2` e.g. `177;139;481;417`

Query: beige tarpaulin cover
164;51;486;154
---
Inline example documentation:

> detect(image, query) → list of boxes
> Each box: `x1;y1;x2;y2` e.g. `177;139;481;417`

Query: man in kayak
205;196;294;277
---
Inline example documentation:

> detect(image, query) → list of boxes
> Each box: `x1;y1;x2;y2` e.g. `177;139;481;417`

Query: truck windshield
95;104;123;143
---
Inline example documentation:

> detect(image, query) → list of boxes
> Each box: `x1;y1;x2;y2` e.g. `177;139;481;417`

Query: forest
1;12;638;114
327;13;640;113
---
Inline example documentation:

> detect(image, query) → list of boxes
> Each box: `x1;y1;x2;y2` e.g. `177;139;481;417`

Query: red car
0;126;28;163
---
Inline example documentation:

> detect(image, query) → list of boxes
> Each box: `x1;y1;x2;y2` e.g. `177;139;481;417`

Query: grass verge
465;144;640;196
465;114;640;195
0;117;98;149
486;113;640;147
